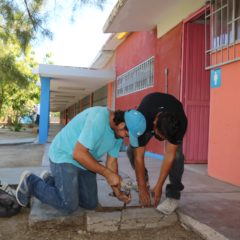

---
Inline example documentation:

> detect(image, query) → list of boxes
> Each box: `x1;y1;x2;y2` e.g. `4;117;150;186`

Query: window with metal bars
116;57;154;97
205;0;240;69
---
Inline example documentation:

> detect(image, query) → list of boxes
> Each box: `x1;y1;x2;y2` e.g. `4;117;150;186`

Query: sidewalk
1;124;239;240
117;153;240;240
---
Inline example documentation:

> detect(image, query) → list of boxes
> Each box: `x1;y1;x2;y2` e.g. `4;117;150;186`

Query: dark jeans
127;145;184;200
35;114;39;126
27;160;98;213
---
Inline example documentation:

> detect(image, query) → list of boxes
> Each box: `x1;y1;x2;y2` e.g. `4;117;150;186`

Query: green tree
0;0;108;51
0;35;40;128
0;0;108;129
0;0;52;51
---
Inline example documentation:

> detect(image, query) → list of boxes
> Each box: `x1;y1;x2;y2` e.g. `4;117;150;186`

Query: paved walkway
0;138;36;145
1;124;239;240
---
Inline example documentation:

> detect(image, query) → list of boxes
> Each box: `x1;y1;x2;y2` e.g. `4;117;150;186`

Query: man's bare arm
152;142;178;206
134;146;151;207
73;142;121;187
106;154;131;204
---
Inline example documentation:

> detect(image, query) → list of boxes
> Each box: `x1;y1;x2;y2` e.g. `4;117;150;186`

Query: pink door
182;22;210;163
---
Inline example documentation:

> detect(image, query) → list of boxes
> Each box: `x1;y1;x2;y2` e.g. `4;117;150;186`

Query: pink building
44;0;239;186
101;0;240;186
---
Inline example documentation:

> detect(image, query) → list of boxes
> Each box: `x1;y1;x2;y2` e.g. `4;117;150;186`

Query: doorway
182;9;210;163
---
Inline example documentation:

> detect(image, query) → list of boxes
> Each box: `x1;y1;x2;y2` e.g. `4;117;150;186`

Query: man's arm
73;142;121;187
106;155;131;204
152;142;178;206
134;146;151;207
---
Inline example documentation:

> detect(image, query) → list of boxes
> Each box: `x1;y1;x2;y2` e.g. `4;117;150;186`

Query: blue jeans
127;145;184;200
27;160;98;213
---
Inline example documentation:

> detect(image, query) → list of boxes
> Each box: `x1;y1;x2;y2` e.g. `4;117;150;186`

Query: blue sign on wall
211;68;221;88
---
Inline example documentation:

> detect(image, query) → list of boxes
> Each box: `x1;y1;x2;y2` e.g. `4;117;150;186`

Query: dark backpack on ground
0;182;21;217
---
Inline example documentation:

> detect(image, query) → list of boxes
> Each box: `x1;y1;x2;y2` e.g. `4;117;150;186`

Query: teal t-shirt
49;107;123;170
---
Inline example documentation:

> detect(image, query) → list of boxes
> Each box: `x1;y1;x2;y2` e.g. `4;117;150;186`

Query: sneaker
40;170;51;182
0;180;15;197
16;171;32;207
156;198;179;215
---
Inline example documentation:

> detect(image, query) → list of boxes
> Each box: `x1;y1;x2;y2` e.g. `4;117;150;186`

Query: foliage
0;0;108;51
0;0;109;130
0;37;40;130
0;0;52;51
71;0;107;17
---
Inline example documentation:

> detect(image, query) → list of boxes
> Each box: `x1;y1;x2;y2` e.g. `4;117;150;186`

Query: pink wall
208;61;240;186
156;23;182;98
115;30;157;110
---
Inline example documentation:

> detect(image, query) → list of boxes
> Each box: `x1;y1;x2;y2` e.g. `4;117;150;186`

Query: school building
37;0;240;186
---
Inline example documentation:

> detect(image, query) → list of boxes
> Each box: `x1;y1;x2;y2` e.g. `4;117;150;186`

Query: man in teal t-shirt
16;107;146;213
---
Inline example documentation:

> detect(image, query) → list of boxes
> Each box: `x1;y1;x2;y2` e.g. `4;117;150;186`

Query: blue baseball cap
124;110;146;147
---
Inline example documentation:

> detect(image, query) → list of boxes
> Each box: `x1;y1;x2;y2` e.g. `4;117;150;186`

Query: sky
33;0;117;68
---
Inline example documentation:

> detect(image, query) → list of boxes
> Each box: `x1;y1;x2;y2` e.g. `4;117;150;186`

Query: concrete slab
29;198;85;229
86;208;178;233
182;170;240;193
121;208;178;230
0;166;49;185
86;211;121;232
178;211;229;240
41;144;50;166
180;192;240;240
184;164;208;175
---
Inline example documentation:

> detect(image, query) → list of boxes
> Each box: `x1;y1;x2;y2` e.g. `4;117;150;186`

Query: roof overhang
36;64;115;112
90;32;130;69
103;0;206;37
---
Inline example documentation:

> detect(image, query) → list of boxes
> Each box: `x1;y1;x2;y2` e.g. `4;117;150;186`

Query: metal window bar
227;0;230;61
221;0;223;63
117;57;154;97
205;0;240;69
233;0;236;59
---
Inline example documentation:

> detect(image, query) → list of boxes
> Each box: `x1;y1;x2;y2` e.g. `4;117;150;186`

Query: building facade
39;0;240;186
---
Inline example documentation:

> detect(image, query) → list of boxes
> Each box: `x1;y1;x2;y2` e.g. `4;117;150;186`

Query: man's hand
115;190;131;204
151;185;162;207
138;185;151;207
104;169;122;187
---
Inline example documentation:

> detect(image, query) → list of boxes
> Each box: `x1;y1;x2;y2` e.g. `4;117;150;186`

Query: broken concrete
86;208;178;233
86;211;121;232
120;208;178;230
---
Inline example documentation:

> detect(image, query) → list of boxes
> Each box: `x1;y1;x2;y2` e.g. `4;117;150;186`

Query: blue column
39;77;50;144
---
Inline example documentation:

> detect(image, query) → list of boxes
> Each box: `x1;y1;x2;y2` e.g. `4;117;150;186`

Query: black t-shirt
137;92;188;146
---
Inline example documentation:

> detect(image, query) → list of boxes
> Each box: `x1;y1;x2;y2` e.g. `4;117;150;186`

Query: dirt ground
0;208;203;240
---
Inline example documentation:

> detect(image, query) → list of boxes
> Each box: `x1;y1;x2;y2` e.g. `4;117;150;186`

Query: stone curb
177;210;229;240
0;138;36;146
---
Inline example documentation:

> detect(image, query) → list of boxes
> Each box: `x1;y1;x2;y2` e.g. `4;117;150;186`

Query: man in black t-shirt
127;92;188;214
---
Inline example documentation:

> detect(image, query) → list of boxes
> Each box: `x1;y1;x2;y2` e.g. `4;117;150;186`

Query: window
117;57;154;97
205;0;240;68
